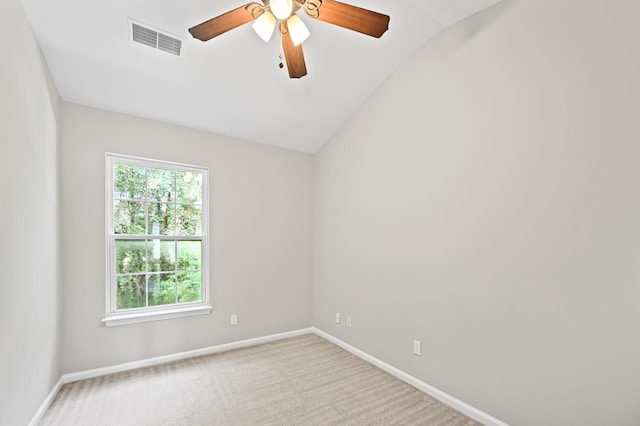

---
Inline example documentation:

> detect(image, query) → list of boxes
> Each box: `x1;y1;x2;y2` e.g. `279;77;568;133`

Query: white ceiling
22;0;501;153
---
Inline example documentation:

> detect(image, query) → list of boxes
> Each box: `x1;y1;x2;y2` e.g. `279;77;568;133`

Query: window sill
102;305;212;327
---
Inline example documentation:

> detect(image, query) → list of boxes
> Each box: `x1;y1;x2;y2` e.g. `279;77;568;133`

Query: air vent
130;21;182;56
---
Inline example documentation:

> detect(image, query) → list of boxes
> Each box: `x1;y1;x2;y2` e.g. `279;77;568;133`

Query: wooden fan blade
307;0;389;38
281;22;307;79
189;3;263;41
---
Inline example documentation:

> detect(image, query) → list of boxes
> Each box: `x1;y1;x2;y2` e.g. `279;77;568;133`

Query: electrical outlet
347;316;352;328
335;313;341;324
230;314;238;326
413;340;422;356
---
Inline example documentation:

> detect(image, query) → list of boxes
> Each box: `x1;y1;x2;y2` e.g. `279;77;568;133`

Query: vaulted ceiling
22;0;501;152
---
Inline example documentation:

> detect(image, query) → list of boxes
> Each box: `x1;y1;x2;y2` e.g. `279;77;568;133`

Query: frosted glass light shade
252;11;276;42
270;0;293;20
288;15;310;46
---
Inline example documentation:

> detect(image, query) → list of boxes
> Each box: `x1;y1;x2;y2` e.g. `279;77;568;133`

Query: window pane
148;273;177;306
114;201;146;234
176;204;202;236
148;202;176;235
178;271;201;303
147;168;175;202
114;164;146;200
177;171;203;204
115;240;146;274
116;275;146;309
177;241;201;271
108;155;208;317
148;240;176;272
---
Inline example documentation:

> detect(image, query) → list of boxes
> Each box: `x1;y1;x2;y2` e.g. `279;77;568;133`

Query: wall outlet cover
413;340;422;356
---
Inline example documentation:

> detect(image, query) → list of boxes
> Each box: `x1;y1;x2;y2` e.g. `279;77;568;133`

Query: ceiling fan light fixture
288;15;310;46
252;11;276;42
270;0;293;20
188;0;390;79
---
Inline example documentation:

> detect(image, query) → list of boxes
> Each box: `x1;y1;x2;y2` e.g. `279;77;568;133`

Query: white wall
60;103;314;373
314;1;640;425
0;0;61;424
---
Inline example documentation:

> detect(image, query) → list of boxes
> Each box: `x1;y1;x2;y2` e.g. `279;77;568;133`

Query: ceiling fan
188;0;390;79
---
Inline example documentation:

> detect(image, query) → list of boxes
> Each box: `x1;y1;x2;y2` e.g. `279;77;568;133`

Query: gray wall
314;1;640;425
60;103;314;373
0;0;61;424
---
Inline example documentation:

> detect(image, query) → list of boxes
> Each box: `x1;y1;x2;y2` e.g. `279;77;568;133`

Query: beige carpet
41;334;481;425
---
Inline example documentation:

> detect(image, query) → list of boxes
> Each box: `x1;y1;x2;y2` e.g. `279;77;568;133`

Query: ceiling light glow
270;0;293;20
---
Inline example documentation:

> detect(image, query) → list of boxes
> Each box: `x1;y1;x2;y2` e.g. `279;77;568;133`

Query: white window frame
103;153;211;327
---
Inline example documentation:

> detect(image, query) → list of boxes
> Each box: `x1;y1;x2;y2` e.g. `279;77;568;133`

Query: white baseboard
63;327;313;383
29;327;312;424
28;376;64;426
312;327;509;426
30;327;507;426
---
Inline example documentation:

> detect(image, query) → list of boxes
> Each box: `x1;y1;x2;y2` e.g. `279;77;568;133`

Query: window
104;153;211;326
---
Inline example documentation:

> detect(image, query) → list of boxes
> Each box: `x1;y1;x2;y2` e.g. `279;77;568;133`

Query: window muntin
105;154;209;323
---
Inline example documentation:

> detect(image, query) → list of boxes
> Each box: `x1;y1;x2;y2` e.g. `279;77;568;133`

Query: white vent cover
130;20;182;56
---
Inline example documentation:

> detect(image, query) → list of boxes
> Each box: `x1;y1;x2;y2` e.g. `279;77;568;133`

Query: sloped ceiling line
21;0;502;153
